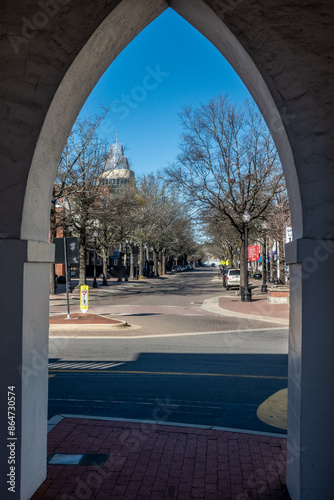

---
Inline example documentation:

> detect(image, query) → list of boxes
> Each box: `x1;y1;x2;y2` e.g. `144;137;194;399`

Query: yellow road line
49;369;287;380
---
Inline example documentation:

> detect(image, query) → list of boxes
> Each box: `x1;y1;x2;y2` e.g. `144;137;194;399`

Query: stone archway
1;1;333;498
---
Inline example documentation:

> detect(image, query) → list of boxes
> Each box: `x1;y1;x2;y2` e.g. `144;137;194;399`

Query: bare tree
136;174;196;277
265;186;290;282
54;110;110;286
95;183;142;283
204;211;240;266
164;95;284;289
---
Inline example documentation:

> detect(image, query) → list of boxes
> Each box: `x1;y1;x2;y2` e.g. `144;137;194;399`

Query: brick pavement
31;417;290;500
217;296;289;322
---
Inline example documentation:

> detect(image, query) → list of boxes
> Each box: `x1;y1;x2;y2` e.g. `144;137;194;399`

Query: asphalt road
49;268;288;434
50;268;285;334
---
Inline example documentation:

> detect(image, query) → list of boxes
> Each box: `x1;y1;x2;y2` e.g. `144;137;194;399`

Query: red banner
248;245;259;261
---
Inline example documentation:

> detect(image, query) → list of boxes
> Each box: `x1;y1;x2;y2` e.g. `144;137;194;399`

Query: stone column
0;240;54;500
286;238;334;500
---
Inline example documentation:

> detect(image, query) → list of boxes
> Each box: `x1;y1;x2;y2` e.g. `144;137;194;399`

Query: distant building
101;141;135;188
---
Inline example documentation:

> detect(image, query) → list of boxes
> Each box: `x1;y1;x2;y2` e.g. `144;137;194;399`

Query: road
49;268;288;434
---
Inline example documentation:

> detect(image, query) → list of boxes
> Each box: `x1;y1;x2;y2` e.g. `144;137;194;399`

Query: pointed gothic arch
1;1;334;498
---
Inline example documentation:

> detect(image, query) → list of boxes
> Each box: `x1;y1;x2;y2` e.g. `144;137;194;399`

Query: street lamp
92;230;98;288
242;211;252;302
261;221;268;293
124;240;129;282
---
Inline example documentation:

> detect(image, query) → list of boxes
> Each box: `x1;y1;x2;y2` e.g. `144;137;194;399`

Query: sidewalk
203;293;289;326
31;416;290;500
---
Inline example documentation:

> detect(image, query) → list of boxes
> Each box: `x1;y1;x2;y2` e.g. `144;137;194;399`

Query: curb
49;320;129;331
48;414;287;438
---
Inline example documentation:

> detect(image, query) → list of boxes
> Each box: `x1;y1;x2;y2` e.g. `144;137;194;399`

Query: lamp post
92;230;98;288
242;211;252;302
261;221;268;293
124;240;129;282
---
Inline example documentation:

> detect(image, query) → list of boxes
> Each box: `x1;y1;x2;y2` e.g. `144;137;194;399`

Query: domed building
101;140;135;188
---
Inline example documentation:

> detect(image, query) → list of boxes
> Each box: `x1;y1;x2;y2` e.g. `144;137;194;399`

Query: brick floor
31;418;291;500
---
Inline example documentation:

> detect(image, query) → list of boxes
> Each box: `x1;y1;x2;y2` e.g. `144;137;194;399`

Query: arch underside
16;0;313;244
1;0;333;243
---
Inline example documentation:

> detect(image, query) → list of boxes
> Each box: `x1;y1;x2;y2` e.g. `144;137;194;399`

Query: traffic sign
54;237;79;264
80;285;89;313
219;260;229;266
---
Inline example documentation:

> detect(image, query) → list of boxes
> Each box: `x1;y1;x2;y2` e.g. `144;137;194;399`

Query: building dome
102;140;135;187
105;142;130;170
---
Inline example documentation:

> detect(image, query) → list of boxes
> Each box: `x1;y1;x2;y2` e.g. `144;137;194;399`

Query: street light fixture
92;230;98;288
242;211;252;302
261;221;268;293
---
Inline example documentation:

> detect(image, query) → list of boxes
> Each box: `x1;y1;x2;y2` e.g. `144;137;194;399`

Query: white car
225;269;240;290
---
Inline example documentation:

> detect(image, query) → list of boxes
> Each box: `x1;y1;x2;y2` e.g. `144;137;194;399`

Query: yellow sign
80;285;89;313
219;260;229;266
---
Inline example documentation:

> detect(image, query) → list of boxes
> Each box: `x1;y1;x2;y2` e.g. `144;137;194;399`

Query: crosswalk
49;361;123;370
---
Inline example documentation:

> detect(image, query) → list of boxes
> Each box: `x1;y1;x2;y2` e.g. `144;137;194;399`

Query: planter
267;286;290;304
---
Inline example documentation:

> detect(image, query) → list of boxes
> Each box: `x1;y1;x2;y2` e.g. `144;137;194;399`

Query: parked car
225;268;240;290
253;272;262;280
221;267;231;287
171;265;181;273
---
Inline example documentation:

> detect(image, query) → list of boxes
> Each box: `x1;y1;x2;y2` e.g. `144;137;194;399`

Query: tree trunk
153;249;158;277
228;248;234;267
139;242;143;279
78;231;87;286
130;246;134;280
162;250;166;275
102;248;108;285
124;249;128;281
49;263;57;295
146;246;150;277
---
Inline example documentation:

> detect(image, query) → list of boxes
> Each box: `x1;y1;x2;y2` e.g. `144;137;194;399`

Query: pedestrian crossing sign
80;285;89;313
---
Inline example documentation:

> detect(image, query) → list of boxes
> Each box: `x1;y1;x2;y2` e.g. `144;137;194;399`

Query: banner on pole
285;226;293;243
248;245;260;261
80;285;89;313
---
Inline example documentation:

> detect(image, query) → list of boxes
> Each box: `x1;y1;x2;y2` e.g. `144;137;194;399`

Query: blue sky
79;8;251;177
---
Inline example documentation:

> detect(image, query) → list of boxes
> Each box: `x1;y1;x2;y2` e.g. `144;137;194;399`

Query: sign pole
64;237;71;319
